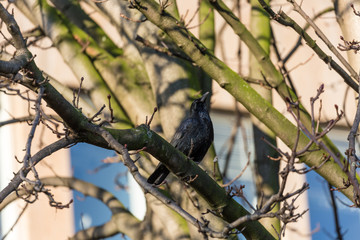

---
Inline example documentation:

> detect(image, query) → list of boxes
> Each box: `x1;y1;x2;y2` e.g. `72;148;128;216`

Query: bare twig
0;137;76;203
88;104;106;123
0;115;35;127
351;3;360;16
135;35;193;62
1;202;29;240
288;0;358;82
221;102;241;177
107;95;114;123
328;184;344;240
120;13;147;23
145;107;157;127
338;36;360;53
222;100;311;236
281;7;334;65
188;7;212;30
287;85;360;205
223;182;309;236
19;86;45;187
258;0;359;91
271;28;298;98
222;154;250;187
72;77;84;109
346;76;360;205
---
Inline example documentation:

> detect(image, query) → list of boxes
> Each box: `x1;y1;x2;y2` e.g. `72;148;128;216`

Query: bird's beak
200;92;210;102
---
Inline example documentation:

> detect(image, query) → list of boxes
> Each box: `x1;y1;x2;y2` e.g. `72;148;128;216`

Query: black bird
147;92;214;185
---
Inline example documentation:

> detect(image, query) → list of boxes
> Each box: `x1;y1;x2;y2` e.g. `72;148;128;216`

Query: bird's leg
188;174;199;182
150;180;168;188
181;174;199;183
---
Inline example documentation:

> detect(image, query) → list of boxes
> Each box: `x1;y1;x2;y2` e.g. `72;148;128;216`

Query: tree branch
0;137;76;203
257;0;358;91
127;0;355;204
288;0;358;82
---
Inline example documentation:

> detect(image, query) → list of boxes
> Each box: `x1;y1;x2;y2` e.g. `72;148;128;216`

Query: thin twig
328;184;344;240
20;86;44;186
258;0;359;91
222;154;250;187
346;75;360;205
0;137;76;203
1;203;29;239
222;102;241;177
288;0;358;82
282;7;334;65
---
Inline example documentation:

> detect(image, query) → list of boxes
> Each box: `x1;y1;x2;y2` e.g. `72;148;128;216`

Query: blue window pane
70;143;129;239
307;129;360;239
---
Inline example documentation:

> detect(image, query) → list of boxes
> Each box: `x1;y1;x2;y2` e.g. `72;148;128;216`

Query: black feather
147;92;214;185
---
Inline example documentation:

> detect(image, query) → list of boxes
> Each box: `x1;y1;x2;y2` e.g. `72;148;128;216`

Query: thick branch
257;0;358;90
44;177;142;240
0;3;38;77
288;0;358;82
128;0;355;204
0;177;142;240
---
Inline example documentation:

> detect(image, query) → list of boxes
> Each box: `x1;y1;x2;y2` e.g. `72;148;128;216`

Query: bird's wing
170;117;199;148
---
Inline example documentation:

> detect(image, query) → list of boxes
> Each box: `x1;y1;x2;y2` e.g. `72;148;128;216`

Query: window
70;143;129;239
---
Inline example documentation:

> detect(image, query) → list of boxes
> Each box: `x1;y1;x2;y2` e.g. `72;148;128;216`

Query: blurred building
1;1;360;240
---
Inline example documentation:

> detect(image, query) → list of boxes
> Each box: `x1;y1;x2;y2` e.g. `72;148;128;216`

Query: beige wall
0;91;74;239
0;7;75;240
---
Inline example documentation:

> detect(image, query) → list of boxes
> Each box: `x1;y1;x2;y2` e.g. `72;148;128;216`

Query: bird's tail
147;163;170;185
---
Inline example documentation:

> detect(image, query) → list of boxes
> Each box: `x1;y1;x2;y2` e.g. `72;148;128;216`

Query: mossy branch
127;0;356;204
